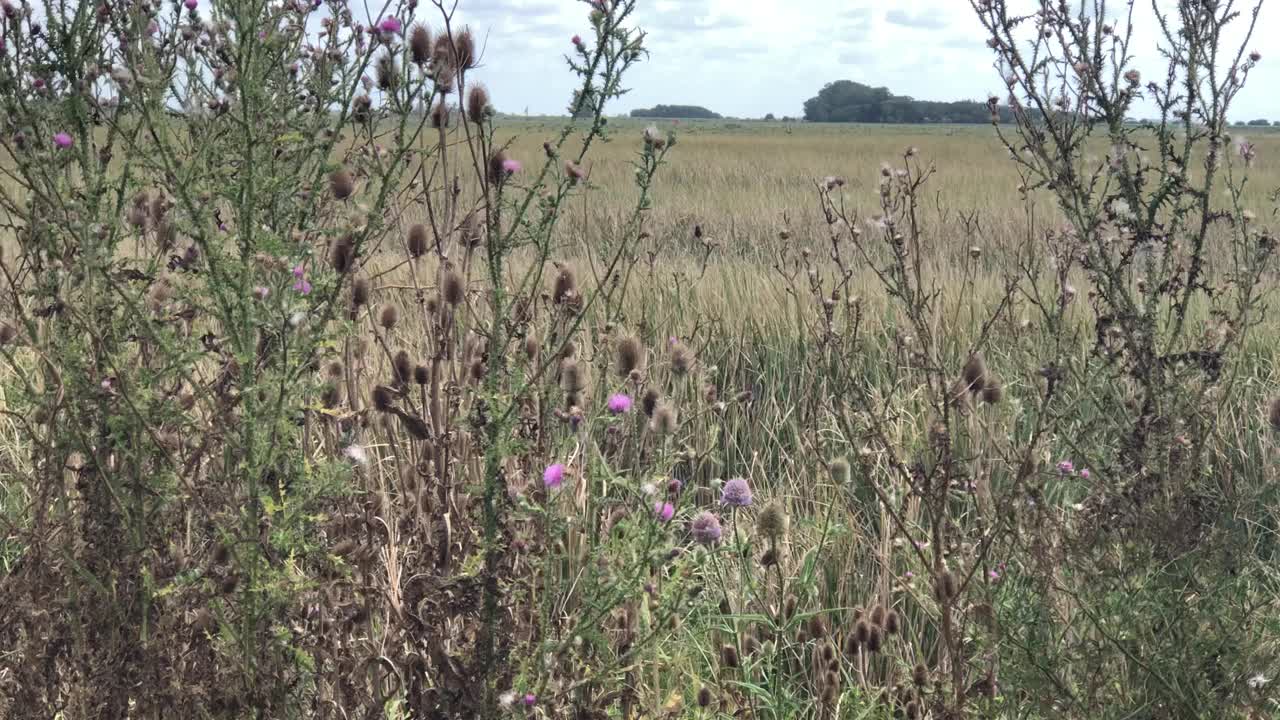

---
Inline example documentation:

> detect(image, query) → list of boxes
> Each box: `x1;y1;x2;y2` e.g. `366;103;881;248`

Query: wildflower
291;264;312;295
691;511;722;545
377;16;401;34
53;132;73;149
641;482;656;496
1248;50;1261;62
654;501;674;522
721;477;752;507
571;34;582;46
501;158;522;175
607;393;632;415
184;0;196;8
1056;460;1074;475
543;463;565;489
523;693;536;706
988;569;1001;581
1079;468;1091;480
253;286;270;300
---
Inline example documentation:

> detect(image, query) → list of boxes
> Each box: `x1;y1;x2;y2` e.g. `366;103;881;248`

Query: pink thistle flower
523;693;536;706
253;286;270;300
377;16;401;34
1056;460;1074;475
607;393;632;414
291;265;311;295
543;463;565;489
52;132;73;149
654;501;674;522
1079;468;1090;480
184;0;197;9
501;158;522;175
571;34;582;45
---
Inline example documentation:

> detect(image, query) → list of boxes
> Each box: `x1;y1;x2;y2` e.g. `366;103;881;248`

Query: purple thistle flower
377;16;401;34
1080;468;1091;480
607;393;632;415
1057;460;1074;475
691;511;722;545
721;477;752;507
291;265;311;295
654;501;674;522
501;158;522;175
543;463;565;489
184;0;197;9
523;693;536;706
52;132;73;149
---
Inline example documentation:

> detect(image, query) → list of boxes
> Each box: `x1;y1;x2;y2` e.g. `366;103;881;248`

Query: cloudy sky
428;0;1278;121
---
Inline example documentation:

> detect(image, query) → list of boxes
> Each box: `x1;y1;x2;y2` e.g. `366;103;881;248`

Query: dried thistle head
962;352;988;393
352;277;371;308
980;379;1003;405
650;404;677;435
452;27;476;69
409;24;431;65
912;663;929;687
670;341;693;375
330;168;355;200
406;223;428;258
442;270;465;306
430;99;451;128
372;385;394;412
466;84;490;124
615;335;644;377
376;53;399;91
828;456;850;485
379;304;399;330
719;644;739;670
1269;396;1280;431
641;387;660;417
329;234;354;273
413;364;429;385
393;350;412;384
559;358;585;393
757;499;788;540
552;266;576;304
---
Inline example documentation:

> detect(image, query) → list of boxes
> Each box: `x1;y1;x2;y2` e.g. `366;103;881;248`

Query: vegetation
0;0;1278;719
803;80;1016;124
630;104;722;119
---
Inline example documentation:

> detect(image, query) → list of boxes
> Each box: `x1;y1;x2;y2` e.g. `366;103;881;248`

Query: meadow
1;1;1279;719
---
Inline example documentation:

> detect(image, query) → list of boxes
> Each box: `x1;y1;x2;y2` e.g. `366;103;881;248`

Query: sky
429;0;1279;121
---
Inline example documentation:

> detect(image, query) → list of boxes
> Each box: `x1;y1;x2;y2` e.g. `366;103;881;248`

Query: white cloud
425;0;1278;120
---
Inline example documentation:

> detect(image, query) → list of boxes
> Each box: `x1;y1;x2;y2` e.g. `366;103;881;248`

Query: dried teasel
670;341;693;375
379;304;399;330
466;84;490;124
980;378;1003;405
935;570;957;602
807;614;828;640
430;99;451;128
393;350;412;384
650;404;677;435
757;500;788;540
866;624;883;653
330;168;355;200
352;277;371;308
885;609;900;635
962;352;988;393
616;335;643;377
452;27;476;69
524;335;539;360
1269;396;1280;431
376;53;399;91
409;24;431;65
413;364;429;385
828;456;850;485
912;663;929;687
552;266;577;304
442;270;465;306
870;604;886;627
559;358;585;393
372;385;394;412
696;686;713;708
329;234;355;273
406;223;428;258
784;594;798;620
719;644;739;669
854;619;870;645
641;388;660;417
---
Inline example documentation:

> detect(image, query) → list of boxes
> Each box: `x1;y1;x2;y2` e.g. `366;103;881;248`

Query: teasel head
885;609;900;635
870;604;886;628
409;24;431;65
452;27;476;69
1269;396;1280;431
757;499;788;541
784;594;798;620
650;404;677;435
866;624;883;653
128;190;150;228
807;614;828;640
905;700;919;720
559;358;585;394
616;335;643;377
912;663;929;687
372;385;394;412
442;269;465;306
330;233;355;273
854;619;870;645
720;643;739;670
393;350;412;385
466;83;490;124
962;352;989;393
641;387;660;417
744;633;762;657
828;456;851;485
524;335;539;361
352;277;371;308
413;363;429;385
980;378;1003;405
330;168;355;200
696;686;713;708
430;98;451;128
379;304;399;330
469;358;485;383
406;223;428;258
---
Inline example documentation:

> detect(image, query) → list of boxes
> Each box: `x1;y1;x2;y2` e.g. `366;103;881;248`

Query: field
2;2;1280;719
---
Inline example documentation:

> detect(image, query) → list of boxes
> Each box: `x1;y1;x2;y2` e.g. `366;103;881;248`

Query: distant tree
802;80;1013;123
764;113;776;121
630;104;721;119
1247;118;1271;126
